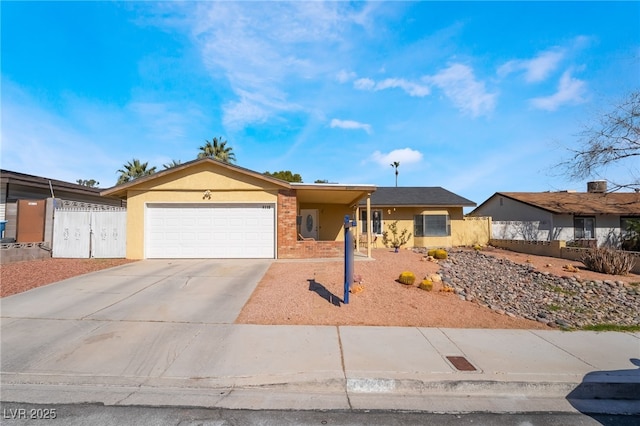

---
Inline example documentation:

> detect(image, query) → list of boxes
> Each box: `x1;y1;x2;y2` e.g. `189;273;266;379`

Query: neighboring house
0;169;123;242
101;158;376;260
468;181;640;248
357;186;478;249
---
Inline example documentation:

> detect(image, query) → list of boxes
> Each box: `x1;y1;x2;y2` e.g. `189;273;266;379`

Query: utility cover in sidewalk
446;356;477;371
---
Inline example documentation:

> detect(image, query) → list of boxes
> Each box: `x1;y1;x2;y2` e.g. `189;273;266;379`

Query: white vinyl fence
53;208;126;258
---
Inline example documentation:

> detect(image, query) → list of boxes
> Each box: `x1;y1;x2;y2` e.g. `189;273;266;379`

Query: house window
621;218;638;235
414;215;450;237
360;209;383;234
574;217;595;239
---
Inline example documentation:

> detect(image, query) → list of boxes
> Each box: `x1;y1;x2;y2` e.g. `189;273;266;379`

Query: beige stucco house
356;186;482;249
101;158;376;260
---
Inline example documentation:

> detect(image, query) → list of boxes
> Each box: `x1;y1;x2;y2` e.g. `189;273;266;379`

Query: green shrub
382;221;412;249
418;279;433;291
434;249;448;259
581;248;636;275
398;271;416;285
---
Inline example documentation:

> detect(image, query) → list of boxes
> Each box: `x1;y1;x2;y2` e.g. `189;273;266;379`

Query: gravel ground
237;247;640;329
3;248;638;330
0;258;136;297
438;249;640;328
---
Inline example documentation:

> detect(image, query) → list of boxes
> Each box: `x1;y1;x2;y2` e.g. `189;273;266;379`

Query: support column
366;193;372;258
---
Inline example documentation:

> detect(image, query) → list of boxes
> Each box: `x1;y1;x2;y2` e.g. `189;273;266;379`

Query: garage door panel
146;203;274;259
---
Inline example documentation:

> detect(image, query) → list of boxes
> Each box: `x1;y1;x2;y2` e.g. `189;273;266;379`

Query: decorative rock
420;249;640;329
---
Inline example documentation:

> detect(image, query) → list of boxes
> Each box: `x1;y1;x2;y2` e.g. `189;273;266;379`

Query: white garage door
146;203;275;259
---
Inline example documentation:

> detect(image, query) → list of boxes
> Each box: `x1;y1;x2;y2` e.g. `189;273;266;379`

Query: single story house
101;158;376;259
0;169;123;242
356;186;477;249
468;181;640;248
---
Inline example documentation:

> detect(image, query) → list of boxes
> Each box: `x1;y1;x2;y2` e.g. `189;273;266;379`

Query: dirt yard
2;247;637;329
236;247;639;328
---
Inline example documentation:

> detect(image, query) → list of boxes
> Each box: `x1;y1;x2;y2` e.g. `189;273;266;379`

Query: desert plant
581;247;636;275
382;221;412;251
473;244;483;251
427;249;437;257
434;249;448;259
418;279;433;291
398;271;416;285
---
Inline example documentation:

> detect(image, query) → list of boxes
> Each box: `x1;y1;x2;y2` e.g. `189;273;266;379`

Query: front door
300;209;318;240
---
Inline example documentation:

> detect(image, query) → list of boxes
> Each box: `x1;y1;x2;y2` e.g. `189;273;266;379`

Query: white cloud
530;70;587;111
0;80;205;187
354;78;375;90
330;119;372;134
425;64;496;117
178;2;371;129
336;69;356;83
498;49;565;83
376;78;430;97
353;77;430;97
370;148;423;167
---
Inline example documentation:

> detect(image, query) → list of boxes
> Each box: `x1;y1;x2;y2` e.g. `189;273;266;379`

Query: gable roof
101;157;376;204
359;187;476;207
101;157;291;198
485;192;640;216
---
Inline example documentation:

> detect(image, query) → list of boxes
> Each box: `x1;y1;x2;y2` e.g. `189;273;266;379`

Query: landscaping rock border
428;249;640;328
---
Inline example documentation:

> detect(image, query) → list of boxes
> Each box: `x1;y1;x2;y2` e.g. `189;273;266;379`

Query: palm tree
197;137;236;163
117;159;157;184
390;161;400;187
162;159;182;169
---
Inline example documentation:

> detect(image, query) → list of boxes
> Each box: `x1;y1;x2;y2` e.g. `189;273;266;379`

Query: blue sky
2;1;639;208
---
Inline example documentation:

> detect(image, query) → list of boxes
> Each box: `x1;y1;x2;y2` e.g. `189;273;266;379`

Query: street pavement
1;259;639;415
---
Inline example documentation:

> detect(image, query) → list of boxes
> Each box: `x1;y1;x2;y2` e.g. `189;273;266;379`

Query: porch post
355;205;361;251
366;193;372;258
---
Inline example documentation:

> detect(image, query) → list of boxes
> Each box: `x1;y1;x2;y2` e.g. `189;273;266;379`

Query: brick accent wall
277;189;344;259
277;189;298;258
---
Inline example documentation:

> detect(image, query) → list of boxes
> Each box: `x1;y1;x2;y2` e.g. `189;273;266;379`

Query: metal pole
344;215;354;304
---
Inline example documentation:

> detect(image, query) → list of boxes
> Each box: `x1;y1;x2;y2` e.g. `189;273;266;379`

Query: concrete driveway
1;259;272;323
1;259;285;390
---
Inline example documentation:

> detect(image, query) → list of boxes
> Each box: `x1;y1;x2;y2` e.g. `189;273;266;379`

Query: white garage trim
145;202;276;259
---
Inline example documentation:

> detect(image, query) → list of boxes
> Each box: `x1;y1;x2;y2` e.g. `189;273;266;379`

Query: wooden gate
53;208;126;258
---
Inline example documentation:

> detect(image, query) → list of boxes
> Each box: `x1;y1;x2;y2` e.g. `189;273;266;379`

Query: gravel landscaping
436;249;640;329
3;247;638;330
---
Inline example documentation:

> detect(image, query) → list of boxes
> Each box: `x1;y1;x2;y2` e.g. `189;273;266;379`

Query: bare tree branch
559;90;640;190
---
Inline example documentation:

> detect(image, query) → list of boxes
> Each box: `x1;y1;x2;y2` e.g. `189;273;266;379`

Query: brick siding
277;189;344;259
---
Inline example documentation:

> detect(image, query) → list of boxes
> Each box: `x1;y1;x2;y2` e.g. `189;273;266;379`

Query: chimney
587;180;607;193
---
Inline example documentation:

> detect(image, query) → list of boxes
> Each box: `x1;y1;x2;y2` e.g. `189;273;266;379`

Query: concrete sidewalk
2;323;639;414
1;259;639;414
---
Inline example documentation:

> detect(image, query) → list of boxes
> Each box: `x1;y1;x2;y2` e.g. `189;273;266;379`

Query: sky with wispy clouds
2;1;638;208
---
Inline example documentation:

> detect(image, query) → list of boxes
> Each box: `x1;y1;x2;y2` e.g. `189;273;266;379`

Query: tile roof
359;187;476;207
498;192;640;215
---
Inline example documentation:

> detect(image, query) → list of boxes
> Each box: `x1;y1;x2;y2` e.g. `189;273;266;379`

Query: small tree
263;170;303;182
198;137;236;163
117;159;156;185
163;159;182;169
76;179;99;187
382;220;412;251
622;219;640;251
390;161;400;187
